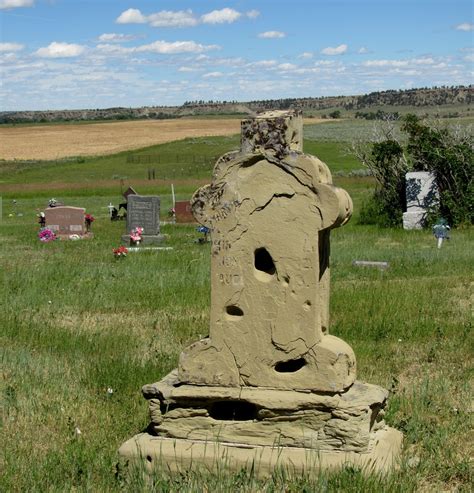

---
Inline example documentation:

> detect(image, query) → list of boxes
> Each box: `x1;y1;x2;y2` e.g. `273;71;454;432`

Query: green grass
1;126;473;491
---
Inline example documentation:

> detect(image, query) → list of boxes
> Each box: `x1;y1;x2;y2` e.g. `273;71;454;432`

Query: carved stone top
179;112;355;393
241;110;303;156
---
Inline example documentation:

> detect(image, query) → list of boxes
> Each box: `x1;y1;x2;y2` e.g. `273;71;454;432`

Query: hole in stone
303;300;311;310
208;401;258;421
226;305;244;317
146;455;153;463
274;358;306;373
254;248;276;275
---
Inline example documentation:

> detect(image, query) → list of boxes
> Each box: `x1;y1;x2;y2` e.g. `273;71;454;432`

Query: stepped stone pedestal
119;110;402;477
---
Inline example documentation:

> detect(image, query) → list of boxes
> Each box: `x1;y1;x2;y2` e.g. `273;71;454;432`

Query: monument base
121;234;165;246
119;370;402;476
402;211;426;230
119;427;402;478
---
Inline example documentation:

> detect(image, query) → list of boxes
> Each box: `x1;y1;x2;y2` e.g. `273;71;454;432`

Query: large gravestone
120;111;402;476
121;195;164;245
44;206;89;238
403;171;439;229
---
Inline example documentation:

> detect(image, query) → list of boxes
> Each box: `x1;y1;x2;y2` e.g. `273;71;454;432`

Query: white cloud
203;71;223;78
321;44;348;55
455;23;474;32
148;10;198;28
358;47;369;54
178;66;198;72
201;8;241;24
95;39;218;56
298;52;313;59
278;63;297;70
137;40;218;54
246;9;260;19
363;59;408;67
0;42;24;52
247;59;277;68
0;0;34;9
258;31;286;39
36;42;86;58
98;33;139;43
464;54;474;62
116;8;147;24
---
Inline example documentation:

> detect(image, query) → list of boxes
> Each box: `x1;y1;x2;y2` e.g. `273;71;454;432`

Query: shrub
354;115;474;227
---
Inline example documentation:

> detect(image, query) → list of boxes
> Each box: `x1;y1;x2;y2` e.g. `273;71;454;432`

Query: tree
354;115;473;227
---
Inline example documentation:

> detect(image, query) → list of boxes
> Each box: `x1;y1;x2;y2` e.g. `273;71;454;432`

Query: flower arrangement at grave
48;198;57;207
129;226;143;245
84;213;95;232
38;228;56;242
113;246;128;258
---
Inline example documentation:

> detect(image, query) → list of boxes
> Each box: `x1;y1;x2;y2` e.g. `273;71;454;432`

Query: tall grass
1;195;472;491
1;125;472;490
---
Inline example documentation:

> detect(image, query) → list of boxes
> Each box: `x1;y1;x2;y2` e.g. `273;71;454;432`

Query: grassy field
1;122;473;492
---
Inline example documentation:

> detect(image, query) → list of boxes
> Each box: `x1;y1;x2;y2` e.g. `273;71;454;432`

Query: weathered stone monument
44;206;91;239
121;195;164;245
119;111;402;475
403;171;439;229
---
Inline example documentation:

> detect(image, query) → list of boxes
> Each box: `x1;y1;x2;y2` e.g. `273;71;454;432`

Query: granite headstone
121;195;164;245
44;206;87;238
174;200;195;223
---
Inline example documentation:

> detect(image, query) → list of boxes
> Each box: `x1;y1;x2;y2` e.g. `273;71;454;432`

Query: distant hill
1;86;472;124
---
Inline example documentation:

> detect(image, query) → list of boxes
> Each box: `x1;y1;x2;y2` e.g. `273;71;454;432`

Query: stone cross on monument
120;111;402;476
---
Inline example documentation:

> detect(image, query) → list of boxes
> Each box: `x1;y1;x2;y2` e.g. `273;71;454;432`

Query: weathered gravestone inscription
174;200;195;223
121;195;164;245
120;111;402;475
44;206;88;238
403;171;439;229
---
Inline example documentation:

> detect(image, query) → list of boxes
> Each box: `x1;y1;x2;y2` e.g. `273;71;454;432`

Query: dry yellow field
0;119;242;160
0;117;325;160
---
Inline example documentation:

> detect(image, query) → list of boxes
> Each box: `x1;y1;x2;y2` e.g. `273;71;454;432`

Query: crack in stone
224;340;246;386
249;192;295;216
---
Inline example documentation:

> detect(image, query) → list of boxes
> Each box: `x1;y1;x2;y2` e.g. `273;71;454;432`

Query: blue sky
1;0;472;110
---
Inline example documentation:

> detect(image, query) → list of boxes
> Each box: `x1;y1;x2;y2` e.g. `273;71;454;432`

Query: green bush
355;115;473;227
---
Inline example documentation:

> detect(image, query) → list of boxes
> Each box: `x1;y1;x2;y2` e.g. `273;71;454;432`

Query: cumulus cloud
97;40;219;55
278;63;297;70
246;9;260;19
455;23;474;31
358;47;369;54
201;8;241;24
258;31;286;39
0;0;34;9
202;71;223;78
148;10;198;28
298;52;313;59
36;42;86;58
321;44;348;55
98;33;139;43
0;42;24;52
137;40;218;54
116;8;147;24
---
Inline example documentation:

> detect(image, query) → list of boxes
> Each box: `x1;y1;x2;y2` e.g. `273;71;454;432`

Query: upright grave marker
174;200;196;223
121;195;164;245
120;111;402;475
44;206;90;239
403;171;439;229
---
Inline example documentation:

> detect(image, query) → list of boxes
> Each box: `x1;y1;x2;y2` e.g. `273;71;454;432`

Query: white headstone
403;171;438;229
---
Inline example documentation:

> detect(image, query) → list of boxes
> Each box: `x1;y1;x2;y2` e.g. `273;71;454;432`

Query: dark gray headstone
127;195;160;235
